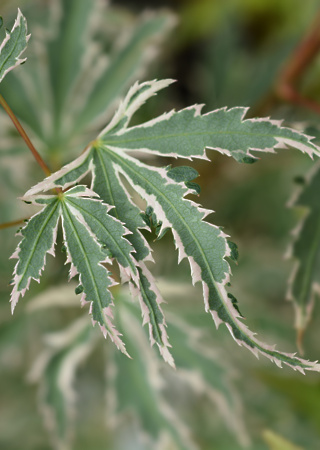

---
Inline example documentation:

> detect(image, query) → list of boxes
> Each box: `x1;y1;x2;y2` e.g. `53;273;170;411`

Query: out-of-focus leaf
108;293;249;449
258;371;320;441
0;0;175;156
263;429;304;450
28;316;97;450
287;161;320;350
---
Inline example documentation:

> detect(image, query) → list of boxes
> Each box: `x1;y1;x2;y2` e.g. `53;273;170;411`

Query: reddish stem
0;93;51;176
276;10;320;114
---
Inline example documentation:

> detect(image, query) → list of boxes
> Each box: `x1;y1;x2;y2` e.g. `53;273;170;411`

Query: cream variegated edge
98;78;176;136
130;262;174;367
100;100;320;161
10;195;61;313
0;9;30;83
11;186;130;357
61;187;129;356
24;148;93;197
105;147;320;373
64;185;139;284
25;81;320;198
15;79;320;371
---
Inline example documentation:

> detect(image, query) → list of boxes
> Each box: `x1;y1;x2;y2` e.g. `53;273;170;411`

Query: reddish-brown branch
0;93;51;176
276;10;320;114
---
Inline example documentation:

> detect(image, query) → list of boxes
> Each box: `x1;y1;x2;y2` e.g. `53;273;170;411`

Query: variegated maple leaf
11;186;133;355
0;9;29;84
12;79;320;372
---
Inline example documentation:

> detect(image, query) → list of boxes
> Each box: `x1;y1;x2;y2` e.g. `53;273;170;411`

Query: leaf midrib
66;196;137;276
102;126;309;151
18;200;59;288
62;202;108;322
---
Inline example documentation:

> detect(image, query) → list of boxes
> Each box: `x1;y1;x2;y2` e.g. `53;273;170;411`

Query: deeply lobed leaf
14;80;320;371
11;186;134;355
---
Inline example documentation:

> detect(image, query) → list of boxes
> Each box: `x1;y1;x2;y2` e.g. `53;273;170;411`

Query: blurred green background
1;0;320;449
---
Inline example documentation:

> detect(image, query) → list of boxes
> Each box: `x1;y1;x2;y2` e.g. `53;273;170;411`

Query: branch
276;10;320;114
0;94;51;176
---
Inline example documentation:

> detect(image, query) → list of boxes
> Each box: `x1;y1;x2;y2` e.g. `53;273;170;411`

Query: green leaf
46;0;96;126
227;240;239;264
101;105;320;163
0;9;29;83
73;16;176;132
61;186;129;355
10;195;61;312
12;186;131;355
63;186;137;282
133;263;174;366
22;79;320;372
287;161;320;351
167;166;199;183
99;145;320;371
0;3;175;154
109;300;197;450
91;148;151;262
109;294;249;448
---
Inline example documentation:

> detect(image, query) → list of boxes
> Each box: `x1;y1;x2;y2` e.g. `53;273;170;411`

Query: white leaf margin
0;9;31;83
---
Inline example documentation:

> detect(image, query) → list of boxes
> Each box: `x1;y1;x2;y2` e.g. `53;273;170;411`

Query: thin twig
276;10;320;114
0;93;51;176
251;10;320;117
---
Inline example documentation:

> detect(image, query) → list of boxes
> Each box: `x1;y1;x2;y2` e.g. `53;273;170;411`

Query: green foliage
2;2;320;450
0;0;175;157
12;79;320;373
287;161;320;349
26;286;249;449
262;430;304;450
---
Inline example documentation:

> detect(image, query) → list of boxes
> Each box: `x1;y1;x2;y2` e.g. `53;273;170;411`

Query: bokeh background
1;1;320;449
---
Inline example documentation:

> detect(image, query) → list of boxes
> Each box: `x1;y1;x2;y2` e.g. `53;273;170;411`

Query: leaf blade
10;196;61;312
64;186;138;282
101;102;320;162
0;9;29;83
103;145;320;372
61;187;128;355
